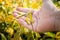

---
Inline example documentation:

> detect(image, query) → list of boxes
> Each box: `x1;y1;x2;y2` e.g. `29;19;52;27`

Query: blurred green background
0;0;60;40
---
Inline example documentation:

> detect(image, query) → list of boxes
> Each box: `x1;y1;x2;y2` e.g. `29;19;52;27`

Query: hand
13;0;60;32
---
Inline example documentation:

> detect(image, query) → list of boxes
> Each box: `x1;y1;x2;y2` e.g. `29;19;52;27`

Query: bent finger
16;7;35;13
17;18;33;30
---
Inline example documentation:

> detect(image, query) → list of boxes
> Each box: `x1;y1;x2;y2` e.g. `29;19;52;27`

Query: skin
13;0;60;33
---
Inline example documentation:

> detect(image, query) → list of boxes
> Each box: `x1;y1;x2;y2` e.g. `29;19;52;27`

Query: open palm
13;0;60;32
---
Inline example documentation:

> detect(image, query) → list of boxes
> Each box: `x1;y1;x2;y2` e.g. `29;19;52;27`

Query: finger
13;11;20;18
13;10;26;19
17;17;33;30
16;7;35;13
32;14;38;31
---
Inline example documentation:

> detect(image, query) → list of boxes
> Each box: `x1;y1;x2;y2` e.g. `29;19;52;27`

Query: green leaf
44;32;55;38
0;33;7;40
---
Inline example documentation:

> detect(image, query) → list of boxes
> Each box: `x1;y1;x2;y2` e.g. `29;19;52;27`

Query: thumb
41;0;58;13
42;0;51;2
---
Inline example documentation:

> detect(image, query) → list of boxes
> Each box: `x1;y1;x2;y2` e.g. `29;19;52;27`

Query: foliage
0;0;60;40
